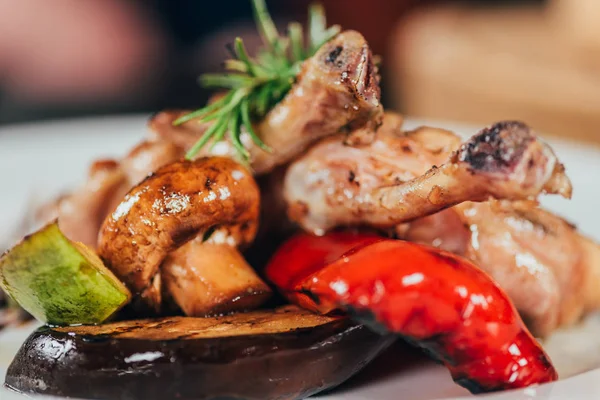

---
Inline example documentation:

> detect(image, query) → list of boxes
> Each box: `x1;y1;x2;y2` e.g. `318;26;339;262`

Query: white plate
1;115;600;400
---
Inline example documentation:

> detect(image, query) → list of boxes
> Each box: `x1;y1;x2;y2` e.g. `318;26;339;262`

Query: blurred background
1;0;599;143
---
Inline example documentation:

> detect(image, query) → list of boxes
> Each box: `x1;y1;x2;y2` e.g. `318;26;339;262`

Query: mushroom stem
162;241;271;316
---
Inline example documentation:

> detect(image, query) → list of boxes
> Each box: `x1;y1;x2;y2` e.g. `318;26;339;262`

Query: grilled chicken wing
150;30;383;174
284;115;599;335
286;119;571;233
285;112;458;234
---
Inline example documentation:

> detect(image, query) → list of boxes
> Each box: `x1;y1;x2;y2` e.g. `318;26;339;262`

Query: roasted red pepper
266;233;558;393
266;232;384;312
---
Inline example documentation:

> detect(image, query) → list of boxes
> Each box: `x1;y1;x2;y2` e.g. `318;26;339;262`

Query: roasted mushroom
98;156;270;314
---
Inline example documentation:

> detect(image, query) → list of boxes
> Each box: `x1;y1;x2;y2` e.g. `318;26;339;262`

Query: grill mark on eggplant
6;307;395;400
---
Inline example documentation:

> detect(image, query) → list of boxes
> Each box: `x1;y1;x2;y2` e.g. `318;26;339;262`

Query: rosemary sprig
174;0;340;161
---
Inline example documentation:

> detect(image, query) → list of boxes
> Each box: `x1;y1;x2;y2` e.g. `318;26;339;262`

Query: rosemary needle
175;0;340;161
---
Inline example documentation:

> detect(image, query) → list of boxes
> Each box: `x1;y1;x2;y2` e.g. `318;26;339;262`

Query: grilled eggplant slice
5;306;394;400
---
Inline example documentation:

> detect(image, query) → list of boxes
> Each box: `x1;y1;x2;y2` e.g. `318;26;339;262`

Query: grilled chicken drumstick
150;30;383;174
286;119;571;232
285;115;599;336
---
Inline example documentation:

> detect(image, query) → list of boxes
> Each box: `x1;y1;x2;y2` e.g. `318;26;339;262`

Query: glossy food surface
98;157;260;301
5;306;394;400
52;305;338;339
266;233;558;393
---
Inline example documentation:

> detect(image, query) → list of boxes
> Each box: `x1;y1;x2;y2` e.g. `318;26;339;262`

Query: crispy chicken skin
286;119;571;232
150;30;383;174
370;121;571;225
98;157;260;297
285;116;600;336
